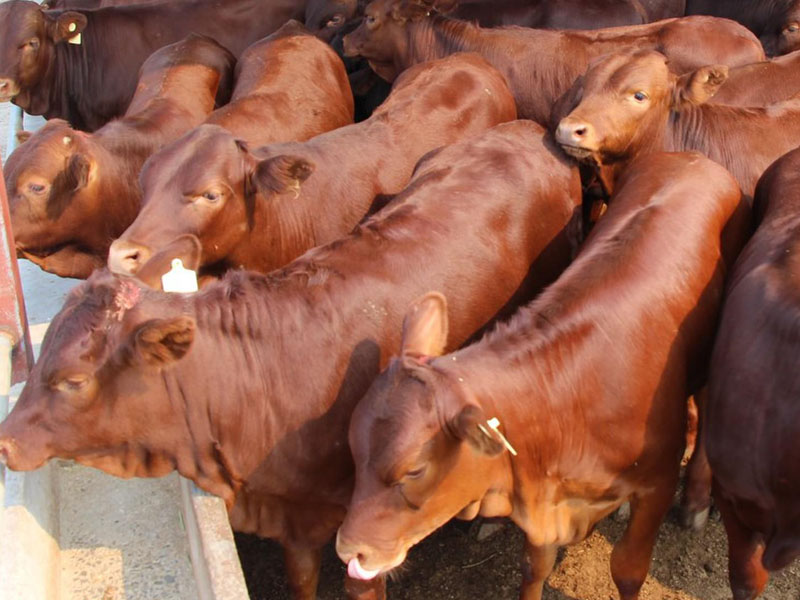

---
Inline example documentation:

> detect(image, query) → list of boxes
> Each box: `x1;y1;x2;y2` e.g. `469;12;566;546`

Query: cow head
4;119;102;256
555;50;728;167
0;271;196;477
0;1;86;105
336;292;508;580
107;124;314;277
342;0;437;81
772;2;800;55
305;0;361;43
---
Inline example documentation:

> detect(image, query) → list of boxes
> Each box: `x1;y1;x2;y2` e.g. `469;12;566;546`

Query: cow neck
668;101;800;199
173;269;389;504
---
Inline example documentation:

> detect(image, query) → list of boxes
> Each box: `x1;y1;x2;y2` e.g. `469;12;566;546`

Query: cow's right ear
673;65;728;108
47;11;88;43
66;152;90;191
251;155;315;197
131;316;196;366
451;404;505;456
401;291;449;361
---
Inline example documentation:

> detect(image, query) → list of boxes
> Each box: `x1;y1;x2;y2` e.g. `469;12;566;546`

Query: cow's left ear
401;291;449;361
47;11;88;43
66;152;90;191
451;404;505;456
251;155;315;197
132;316;196;366
673;65;728;108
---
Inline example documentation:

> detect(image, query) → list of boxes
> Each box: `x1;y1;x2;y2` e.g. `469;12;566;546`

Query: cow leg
283;544;322;600
610;478;676;600
714;491;769;600
344;573;387;600
519;541;557;600
680;390;712;530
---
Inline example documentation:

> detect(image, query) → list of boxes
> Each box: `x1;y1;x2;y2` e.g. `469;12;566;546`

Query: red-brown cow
555;50;800;198
204;20;354;147
706;146;800;600
687;0;800;55
107;53;515;280
709;49;800;106
0;0;305;130
0;120;581;600
342;0;764;124
4;34;234;280
336;151;751;600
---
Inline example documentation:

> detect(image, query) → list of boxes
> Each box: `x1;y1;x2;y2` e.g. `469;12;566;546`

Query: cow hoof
680;506;709;531
613;502;631;522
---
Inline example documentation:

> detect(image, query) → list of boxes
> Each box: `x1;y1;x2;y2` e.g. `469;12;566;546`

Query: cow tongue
347;557;381;580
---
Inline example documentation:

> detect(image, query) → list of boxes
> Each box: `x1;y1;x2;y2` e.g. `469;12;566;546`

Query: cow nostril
574;126;587;138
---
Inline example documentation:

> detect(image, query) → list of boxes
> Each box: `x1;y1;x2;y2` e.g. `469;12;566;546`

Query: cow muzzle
341;31;362;58
108;239;152;276
0;77;20;102
0;435;48;472
335;530;405;580
555;118;600;160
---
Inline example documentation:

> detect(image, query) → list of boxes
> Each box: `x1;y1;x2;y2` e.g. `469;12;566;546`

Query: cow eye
633;91;648;102
28;182;46;194
786;22;800;33
365;15;377;27
404;465;427;480
24;38;40;51
55;374;90;392
326;14;345;27
200;190;222;203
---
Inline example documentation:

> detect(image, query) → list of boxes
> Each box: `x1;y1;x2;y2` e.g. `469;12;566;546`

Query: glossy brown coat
0;120;580;600
342;0;765;124
710;49;800;106
107;53;516;280
555;50;800;198
706;147;800;599
336;152;751;600
4;35;233;279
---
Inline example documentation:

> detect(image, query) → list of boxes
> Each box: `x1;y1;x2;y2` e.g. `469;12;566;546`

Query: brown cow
43;0;160;7
107;53;515;280
0;120;581;600
555;50;800;198
335;151;751;600
687;0;800;55
709;49;800;106
204;20;354;147
342;0;765;124
4;34;234;279
706;146;800;600
0;0;305;131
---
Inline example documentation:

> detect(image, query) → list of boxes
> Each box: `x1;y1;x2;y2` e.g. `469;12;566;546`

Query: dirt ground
236;497;800;600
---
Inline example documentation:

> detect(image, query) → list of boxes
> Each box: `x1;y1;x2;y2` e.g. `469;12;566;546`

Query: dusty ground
236;498;800;600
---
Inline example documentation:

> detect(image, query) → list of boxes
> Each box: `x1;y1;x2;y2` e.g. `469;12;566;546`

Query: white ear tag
67;23;81;45
483;417;518;456
161;259;198;293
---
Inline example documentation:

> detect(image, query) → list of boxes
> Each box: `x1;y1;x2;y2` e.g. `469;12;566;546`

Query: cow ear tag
161;259;198;293
478;417;518;456
67;22;82;45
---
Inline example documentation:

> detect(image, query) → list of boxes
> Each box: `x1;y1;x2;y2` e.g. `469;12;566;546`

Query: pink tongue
347;557;381;580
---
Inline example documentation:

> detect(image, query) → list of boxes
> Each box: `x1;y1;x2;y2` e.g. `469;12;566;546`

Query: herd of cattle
1;0;800;599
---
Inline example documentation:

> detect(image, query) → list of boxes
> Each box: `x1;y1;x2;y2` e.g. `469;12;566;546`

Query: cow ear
674;65;728;108
66;152;90;191
451;404;505;456
392;0;435;22
132;316;196;366
401;291;448;361
252;155;314;197
48;12;88;43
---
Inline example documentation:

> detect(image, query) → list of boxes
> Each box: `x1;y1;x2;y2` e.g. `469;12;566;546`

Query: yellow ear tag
67;23;81;45
161;259;198;293
478;417;518;456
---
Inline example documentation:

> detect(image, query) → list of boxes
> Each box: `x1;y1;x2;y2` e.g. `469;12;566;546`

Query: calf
336;152;750;600
107;53;515;279
4;35;234;279
706;146;800;599
204;20;354;147
342;0;764;124
686;0;800;55
0;0;305;130
555;50;800;198
0;120;581;600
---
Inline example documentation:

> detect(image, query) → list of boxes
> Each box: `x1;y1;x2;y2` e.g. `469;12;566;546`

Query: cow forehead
0;2;44;45
584;51;670;92
5;122;77;181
